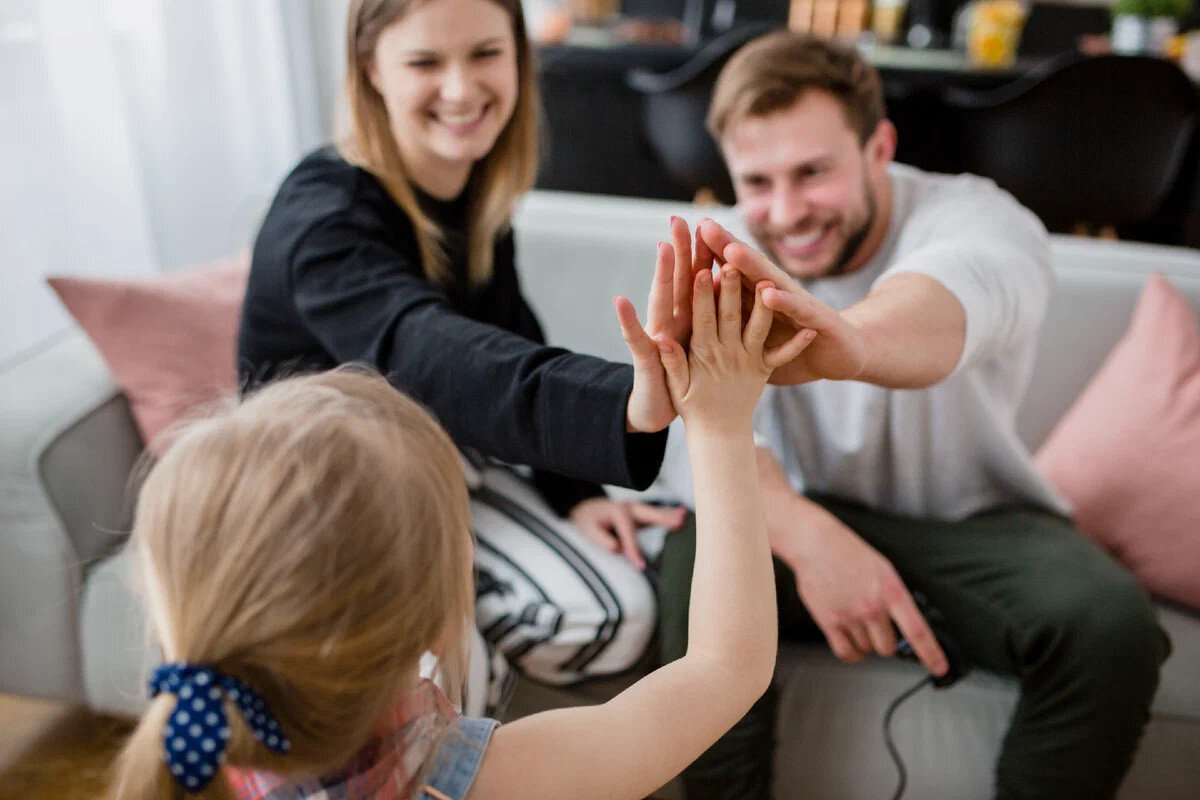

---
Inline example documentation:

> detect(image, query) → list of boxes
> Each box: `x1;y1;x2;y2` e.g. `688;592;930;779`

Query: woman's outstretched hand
617;217;714;433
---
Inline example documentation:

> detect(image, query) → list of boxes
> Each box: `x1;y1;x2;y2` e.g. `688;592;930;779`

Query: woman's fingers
670;217;694;336
577;519;619;554
607;505;644;569
629;502;687;530
646;241;675;336
614;297;659;366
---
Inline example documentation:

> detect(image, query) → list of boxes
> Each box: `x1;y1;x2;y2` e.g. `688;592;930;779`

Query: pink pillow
48;254;250;455
1036;273;1200;609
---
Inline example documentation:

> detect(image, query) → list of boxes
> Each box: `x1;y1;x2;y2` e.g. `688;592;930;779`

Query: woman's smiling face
368;0;518;196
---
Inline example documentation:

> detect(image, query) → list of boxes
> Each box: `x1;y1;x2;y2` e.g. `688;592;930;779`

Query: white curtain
0;0;329;364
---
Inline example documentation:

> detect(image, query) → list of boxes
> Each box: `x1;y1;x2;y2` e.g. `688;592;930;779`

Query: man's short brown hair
708;32;885;145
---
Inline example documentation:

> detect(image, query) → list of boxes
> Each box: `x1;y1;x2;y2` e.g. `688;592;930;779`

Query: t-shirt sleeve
876;181;1055;372
288;213;665;491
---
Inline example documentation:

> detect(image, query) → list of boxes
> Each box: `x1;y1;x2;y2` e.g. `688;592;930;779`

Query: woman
239;0;694;694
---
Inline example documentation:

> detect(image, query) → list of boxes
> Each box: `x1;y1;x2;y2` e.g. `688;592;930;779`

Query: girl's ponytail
109;694;237;800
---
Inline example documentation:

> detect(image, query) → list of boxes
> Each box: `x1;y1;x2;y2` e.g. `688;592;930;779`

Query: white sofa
2;190;1198;798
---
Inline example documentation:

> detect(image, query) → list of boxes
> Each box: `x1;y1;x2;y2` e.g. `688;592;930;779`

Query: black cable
884;675;935;800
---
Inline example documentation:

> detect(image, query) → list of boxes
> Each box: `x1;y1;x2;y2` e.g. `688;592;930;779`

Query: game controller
894;592;970;689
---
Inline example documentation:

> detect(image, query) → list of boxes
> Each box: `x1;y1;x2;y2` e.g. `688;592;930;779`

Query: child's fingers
656;336;690;401
691;269;717;347
764;328;818;370
718;267;743;345
744;281;774;353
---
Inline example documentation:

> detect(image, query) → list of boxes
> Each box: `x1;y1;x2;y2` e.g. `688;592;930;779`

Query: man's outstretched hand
697;219;868;386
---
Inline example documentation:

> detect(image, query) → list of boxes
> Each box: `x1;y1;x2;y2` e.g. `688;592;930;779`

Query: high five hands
618;216;867;434
617;216;822;432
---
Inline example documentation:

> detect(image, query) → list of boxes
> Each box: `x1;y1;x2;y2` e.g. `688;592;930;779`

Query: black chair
1018;2;1111;57
626;22;780;203
943;55;1200;238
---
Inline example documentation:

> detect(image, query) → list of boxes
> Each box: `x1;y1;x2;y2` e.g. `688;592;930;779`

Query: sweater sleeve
288;214;666;491
483;242;609;514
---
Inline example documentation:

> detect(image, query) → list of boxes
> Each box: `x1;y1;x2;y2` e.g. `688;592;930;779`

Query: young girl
239;0;698;689
109;268;815;799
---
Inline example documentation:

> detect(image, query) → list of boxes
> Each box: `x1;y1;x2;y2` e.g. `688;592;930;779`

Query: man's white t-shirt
659;163;1068;521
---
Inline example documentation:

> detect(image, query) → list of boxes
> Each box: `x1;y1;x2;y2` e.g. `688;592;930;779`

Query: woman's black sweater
238;147;666;515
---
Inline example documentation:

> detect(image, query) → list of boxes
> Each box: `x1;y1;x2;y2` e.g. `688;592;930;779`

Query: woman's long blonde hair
339;0;540;288
109;369;475;800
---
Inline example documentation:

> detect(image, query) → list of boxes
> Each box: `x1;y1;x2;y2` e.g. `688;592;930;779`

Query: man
656;32;1167;800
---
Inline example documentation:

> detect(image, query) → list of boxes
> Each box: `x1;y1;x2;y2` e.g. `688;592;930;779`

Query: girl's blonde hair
109;369;475;800
338;0;540;288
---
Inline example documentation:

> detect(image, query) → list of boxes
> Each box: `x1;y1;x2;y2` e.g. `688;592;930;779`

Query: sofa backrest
514;191;1200;453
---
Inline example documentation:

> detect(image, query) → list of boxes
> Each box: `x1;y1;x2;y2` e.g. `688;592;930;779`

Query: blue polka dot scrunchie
148;663;291;793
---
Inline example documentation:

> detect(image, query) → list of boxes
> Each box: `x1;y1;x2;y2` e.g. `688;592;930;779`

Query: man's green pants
657;496;1169;800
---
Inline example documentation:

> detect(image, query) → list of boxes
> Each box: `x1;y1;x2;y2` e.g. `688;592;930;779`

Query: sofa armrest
0;330;143;702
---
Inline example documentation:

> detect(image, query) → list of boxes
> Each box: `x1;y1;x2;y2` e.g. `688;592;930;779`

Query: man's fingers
718;267;743;345
890;595;949;676
723;241;795;290
744;282;774;354
764;328;817;370
845;623;873;657
698;218;739;265
694;220;716;273
579;521;619;554
691;269;718;346
865;614;899;657
822;626;864;663
762;285;826;329
647;242;675;335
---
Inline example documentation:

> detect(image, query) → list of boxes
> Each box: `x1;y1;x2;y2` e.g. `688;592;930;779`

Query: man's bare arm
698;220;965;389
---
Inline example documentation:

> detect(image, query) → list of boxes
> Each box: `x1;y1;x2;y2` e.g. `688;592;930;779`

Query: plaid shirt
225;681;457;800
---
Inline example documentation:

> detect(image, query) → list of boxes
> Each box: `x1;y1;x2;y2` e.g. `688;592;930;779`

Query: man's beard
756;177;878;281
826;182;876;278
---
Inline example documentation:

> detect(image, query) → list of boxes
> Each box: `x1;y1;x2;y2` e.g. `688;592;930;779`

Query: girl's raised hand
655;268;816;434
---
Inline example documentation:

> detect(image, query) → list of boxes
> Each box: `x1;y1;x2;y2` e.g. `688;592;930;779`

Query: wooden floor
0;691;678;799
0;694;131;800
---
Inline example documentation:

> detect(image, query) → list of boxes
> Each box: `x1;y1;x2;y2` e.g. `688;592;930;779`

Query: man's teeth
782;228;824;249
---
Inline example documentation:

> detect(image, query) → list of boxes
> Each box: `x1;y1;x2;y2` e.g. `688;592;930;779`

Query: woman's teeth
438;108;485;126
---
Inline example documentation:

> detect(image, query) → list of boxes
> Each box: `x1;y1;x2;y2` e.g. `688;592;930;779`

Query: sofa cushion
1036;274;1200;610
47;254;249;454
